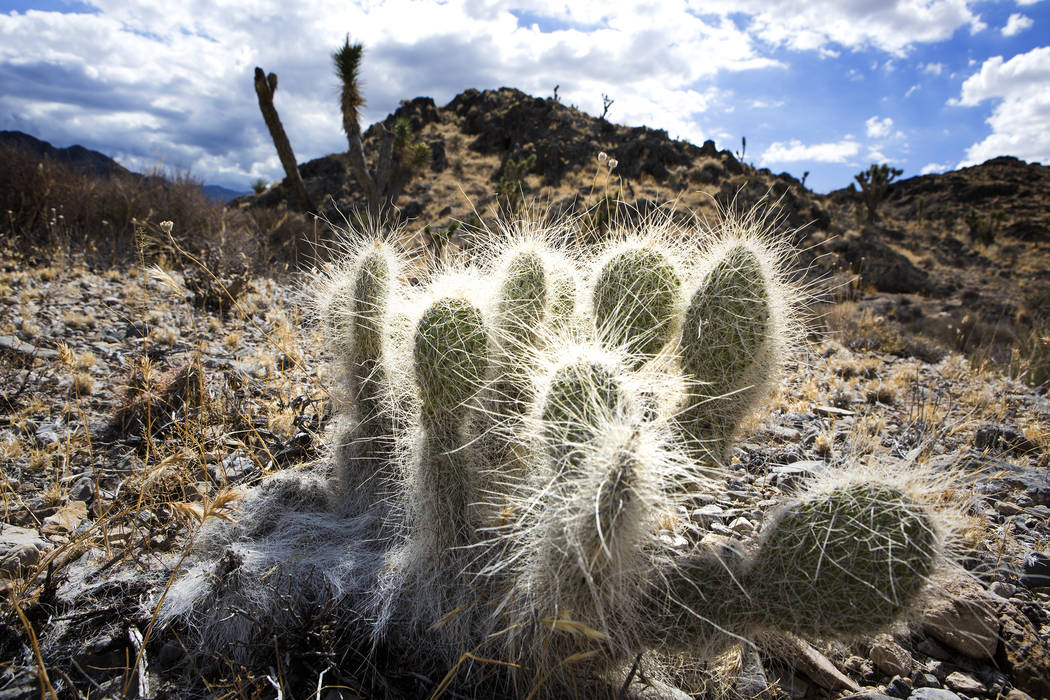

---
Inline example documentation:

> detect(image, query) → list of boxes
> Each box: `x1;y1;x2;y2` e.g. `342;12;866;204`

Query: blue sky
1;1;1048;193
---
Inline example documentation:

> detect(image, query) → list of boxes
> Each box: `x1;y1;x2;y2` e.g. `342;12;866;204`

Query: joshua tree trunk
334;39;381;222
253;67;314;213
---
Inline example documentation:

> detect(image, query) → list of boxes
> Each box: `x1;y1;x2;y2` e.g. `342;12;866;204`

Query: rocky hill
250;87;1050;375
0;130;131;178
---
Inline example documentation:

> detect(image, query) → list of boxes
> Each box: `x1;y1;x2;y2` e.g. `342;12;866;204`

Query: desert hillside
1;89;1049;700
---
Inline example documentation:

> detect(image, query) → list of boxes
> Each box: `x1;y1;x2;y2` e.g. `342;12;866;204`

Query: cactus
678;242;780;465
592;246;682;367
323;240;399;506
178;211;948;698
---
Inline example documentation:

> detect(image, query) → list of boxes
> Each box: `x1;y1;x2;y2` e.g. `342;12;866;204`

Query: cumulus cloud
866;116;894;138
760;138;860;164
922;62;945;75
954;46;1050;166
0;1;792;187
701;0;984;55
0;0;1015;188
920;162;950;174
1001;13;1033;36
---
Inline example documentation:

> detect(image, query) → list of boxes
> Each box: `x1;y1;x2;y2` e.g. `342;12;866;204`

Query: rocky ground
1;236;1049;699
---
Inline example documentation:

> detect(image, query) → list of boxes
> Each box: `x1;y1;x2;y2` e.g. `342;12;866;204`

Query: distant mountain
202;184;251;203
1;130;249;202
0;129;130;178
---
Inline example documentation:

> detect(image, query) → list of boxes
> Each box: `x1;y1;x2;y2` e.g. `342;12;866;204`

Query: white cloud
866;116;894;138
0;1;790;188
1001;13;1033;36
1016;0;1041;5
905;84;920;97
760;138;860;164
699;0;984;56
921;162;950;174
954;46;1050;166
922;62;945;75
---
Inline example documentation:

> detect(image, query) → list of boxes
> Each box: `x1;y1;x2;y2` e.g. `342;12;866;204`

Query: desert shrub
0;143;267;271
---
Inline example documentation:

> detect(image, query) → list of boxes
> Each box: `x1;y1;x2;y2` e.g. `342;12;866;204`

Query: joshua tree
252;67;313;213
333;37;431;222
855;163;903;223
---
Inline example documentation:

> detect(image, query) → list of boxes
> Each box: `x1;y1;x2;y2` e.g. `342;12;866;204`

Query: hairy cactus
176;213;947;698
323;240;399;505
679;241;781;465
592;245;682;367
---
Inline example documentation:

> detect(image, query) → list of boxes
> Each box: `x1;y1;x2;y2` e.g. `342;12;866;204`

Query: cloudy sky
2;0;1048;193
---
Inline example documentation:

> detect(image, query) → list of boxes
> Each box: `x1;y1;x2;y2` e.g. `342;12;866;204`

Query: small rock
974;422;1037;454
770;460;824;487
690;504;724;525
914;637;952;662
1021;551;1050;588
913;672;940;689
69;475;94;503
41;500;88;536
0;334;57;360
625;679;692;700
998;601;1050;697
728;516;755;536
869;637;914;677
0;525;48;577
909;689;961;700
944;671;984;695
996;500;1023;516
921;577;1000;659
840;692;894;700
884;675;910;698
1002;688;1035;700
34;422;61;446
989;580;1016;598
813;404;854;417
781;637;859;692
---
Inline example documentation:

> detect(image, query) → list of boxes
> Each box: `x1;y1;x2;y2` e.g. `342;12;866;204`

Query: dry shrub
0;142;319;273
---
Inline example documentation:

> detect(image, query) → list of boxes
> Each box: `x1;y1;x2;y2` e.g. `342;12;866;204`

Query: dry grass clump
0;142;319;274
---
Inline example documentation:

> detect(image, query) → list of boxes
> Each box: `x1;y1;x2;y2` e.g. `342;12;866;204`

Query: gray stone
1021;551;1050;588
885;675;910;698
913;672;940;689
784;637;859;692
690;504;724;525
869;637;914;677
996;500;1024;516
932;452;1050;505
0;525;48;577
34;422;62;446
0;334;57;360
770;460;825;487
909;689;961;700
727;516;755;535
974;422;1037;454
921;578;1000;659
70;474;95;503
944;671;984;695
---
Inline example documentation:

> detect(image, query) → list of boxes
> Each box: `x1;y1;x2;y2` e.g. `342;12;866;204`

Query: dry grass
0;142;318;275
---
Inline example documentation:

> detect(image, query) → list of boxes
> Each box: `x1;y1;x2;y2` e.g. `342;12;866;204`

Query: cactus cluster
309;215;945;696
169;212;945;697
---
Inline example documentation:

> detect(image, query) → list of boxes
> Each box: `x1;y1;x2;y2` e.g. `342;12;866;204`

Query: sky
1;1;1048;194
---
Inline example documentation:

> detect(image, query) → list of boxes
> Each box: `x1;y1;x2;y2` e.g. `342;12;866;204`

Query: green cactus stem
592;247;682;367
679;244;773;463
